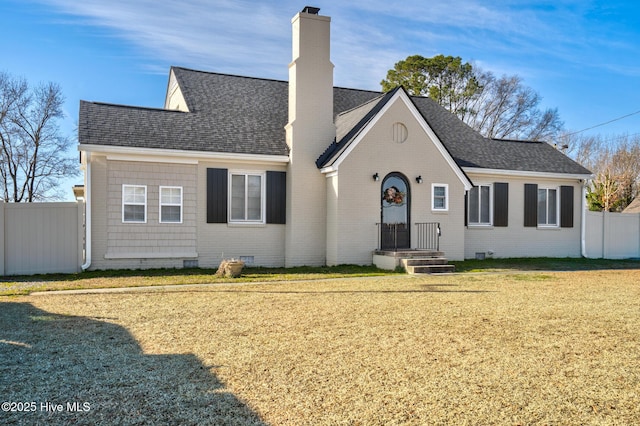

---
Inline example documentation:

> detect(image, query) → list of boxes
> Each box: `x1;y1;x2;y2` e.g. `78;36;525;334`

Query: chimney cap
302;6;321;14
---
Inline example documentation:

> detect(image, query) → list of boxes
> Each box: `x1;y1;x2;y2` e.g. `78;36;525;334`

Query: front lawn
450;256;640;272
2;270;640;424
0;264;399;296
3;258;640;296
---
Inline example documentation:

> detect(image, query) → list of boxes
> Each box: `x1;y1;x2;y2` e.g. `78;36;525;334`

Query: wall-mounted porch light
373;173;379;182
416;175;423;184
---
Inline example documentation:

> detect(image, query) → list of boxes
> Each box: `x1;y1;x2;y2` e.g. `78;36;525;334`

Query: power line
602;132;640;144
566;109;640;137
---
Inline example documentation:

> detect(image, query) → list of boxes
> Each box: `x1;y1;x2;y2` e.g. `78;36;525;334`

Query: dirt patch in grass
2;271;640;424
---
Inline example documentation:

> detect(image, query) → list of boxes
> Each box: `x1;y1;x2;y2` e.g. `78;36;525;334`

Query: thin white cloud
33;0;296;78
31;0;640;87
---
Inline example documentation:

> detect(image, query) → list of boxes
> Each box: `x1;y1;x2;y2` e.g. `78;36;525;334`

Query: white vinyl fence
584;211;640;259
1;202;84;276
1;202;638;276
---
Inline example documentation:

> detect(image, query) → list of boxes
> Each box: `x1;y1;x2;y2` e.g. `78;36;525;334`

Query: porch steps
374;250;455;274
402;258;455;274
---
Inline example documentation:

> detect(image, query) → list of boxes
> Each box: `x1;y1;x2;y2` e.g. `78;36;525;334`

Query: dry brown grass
0;265;396;296
2;270;640;424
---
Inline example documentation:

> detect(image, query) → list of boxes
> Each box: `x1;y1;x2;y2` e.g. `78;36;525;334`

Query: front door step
401;257;455;274
372;250;455;274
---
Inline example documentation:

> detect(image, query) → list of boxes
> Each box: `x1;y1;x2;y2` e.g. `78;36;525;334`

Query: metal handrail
376;222;440;251
415;222;440;251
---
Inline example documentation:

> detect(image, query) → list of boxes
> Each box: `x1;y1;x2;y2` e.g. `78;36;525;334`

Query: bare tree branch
381;56;564;141
0;72;77;202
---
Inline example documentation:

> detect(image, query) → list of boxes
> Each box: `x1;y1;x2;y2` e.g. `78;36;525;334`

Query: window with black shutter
524;183;574;228
207;168;227;223
524;183;538;227
560;185;574;228
493;182;509;227
207;168;286;225
266;171;286;224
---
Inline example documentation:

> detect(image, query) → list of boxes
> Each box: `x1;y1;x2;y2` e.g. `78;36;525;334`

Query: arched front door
380;172;410;250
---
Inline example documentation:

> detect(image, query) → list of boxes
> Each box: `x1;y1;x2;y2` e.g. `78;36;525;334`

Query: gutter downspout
581;179;588;258
81;152;92;270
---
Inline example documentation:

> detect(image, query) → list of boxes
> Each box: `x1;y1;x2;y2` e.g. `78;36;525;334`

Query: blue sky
2;0;640;199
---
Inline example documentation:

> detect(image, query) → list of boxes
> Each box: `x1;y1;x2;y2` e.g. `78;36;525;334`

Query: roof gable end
318;87;473;190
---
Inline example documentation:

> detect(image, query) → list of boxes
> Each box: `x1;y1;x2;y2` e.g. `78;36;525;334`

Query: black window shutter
464;191;468;226
207;168;227;223
560;185;574;228
266;171;286;224
493;182;509;227
524;183;538;227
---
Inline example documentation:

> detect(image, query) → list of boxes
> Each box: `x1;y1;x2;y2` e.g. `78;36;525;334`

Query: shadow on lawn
0;302;267;425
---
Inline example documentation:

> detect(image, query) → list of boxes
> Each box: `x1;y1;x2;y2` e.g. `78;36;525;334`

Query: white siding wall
90;157;198;270
89;156;288;270
464;174;584;259
196;161;287;268
325;174;339;266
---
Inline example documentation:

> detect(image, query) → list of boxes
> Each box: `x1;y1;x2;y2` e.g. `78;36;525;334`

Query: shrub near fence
585;211;640;259
0;202;84;276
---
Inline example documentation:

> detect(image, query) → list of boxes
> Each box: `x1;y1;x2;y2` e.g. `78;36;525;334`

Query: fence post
0;203;4;275
602;211;607;259
77;202;84;272
636;213;640;258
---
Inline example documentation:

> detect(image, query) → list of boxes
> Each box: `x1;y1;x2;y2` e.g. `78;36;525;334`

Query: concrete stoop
401;257;455;274
373;250;455;274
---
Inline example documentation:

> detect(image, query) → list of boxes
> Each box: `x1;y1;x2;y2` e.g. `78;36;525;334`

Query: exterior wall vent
392;122;408;144
183;259;199;268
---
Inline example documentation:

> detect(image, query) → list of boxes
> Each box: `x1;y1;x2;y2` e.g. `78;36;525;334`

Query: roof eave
463;166;593;181
78;144;290;165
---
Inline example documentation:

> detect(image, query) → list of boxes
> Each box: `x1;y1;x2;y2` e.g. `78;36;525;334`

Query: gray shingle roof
623;196;640;213
317;90;393;168
410;96;591;175
79;66;591;176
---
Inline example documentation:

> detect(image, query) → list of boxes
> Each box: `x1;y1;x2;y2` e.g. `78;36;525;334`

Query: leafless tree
465;73;563;141
0;72;77;202
563;133;640;211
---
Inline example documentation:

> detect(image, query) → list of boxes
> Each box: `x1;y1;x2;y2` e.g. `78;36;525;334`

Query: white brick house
77;7;592;270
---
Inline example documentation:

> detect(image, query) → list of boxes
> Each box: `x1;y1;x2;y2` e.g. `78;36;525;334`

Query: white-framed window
229;171;265;223
537;187;558;226
159;186;183;223
122;185;147;223
431;184;449;211
468;184;491;225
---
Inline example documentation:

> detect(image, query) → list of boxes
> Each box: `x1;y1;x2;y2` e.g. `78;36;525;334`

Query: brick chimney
285;6;335;266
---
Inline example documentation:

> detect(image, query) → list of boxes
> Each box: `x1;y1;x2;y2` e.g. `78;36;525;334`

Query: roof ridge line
491;138;545;144
82;100;187;113
171;66;288;84
336;93;386;117
172;66;390;94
